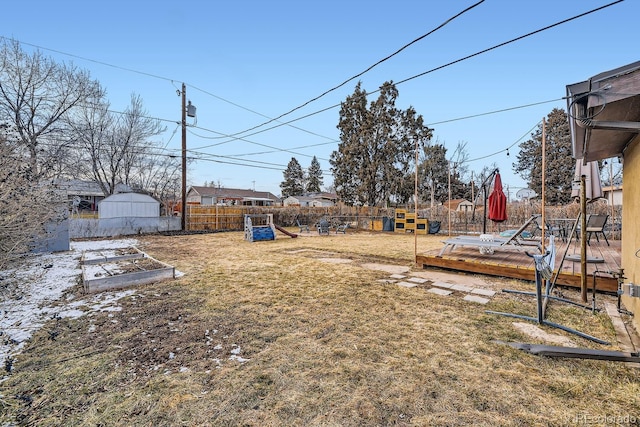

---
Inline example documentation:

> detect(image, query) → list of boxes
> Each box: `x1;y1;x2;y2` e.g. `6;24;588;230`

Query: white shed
98;193;159;219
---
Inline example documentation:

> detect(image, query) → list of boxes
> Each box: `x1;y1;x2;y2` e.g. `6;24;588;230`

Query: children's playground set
243;214;349;242
244;214;298;242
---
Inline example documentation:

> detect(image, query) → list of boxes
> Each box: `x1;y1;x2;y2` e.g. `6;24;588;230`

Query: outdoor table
547;218;578;242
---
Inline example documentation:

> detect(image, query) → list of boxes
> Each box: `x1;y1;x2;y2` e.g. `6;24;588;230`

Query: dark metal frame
472;168;499;235
486;251;610;345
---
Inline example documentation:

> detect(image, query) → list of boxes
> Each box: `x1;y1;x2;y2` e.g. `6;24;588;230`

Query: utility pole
181;83;187;231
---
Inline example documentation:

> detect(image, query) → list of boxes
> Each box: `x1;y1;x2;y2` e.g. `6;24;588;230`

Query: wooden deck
416;237;622;293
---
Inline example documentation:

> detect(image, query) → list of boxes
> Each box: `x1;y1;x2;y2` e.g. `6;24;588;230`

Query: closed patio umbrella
570;160;604;302
571;160;603;202
488;171;507;223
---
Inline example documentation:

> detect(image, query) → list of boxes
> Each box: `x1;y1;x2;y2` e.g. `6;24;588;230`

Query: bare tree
0;126;62;270
70;93;167;195
0;39;103;180
117;94;167;189
128;149;181;214
67;95;114;190
419;140;471;208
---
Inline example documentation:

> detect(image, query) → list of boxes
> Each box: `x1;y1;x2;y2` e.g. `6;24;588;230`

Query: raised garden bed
82;247;175;293
81;246;145;265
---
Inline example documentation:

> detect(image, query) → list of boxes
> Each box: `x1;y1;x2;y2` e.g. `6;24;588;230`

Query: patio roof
566;61;640;162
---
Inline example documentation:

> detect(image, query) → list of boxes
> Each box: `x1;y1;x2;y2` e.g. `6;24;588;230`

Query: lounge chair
439;215;541;256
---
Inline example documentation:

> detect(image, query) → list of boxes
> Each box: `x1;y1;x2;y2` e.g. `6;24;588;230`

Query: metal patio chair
317;218;330;235
584;214;610;246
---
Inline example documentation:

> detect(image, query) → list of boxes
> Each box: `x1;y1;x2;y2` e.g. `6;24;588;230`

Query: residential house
442;198;474;213
601;184;623;206
187;186;279;206
283;195;320;207
282;192;338;207
53;179;132;212
566;60;640;331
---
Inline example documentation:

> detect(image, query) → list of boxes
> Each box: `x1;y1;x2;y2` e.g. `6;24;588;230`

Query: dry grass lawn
2;230;639;426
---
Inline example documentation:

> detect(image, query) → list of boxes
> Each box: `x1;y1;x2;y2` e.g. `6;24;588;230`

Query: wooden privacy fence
186;205;246;231
185;202;620;239
185;205;395;232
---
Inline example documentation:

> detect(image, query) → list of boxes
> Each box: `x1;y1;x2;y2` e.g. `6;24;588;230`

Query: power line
222;0;624;139
186;84;339;143
2;1;623;174
0;35;342;147
184;1;485;147
394;0;624;88
33;138;293;172
465;120;541;163
70;101;333;161
80;91;563;165
217;0;486;138
426;99;563;127
4;0;619;158
186;127;329;161
0;35;175;84
226;141;336;158
188;150;288;168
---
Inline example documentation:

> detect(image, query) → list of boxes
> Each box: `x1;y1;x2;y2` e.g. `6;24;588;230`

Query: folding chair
574;214;610;246
585;214;609;246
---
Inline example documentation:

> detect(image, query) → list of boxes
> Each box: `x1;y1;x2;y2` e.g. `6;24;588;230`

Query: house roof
189;186;279;201
286;192;338;201
285;195;316;203
443;199;472;210
566;61;640;162
308;192;338;200
601;184;623;192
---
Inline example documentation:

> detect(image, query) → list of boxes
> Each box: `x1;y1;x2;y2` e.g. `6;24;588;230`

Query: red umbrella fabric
488;172;507;222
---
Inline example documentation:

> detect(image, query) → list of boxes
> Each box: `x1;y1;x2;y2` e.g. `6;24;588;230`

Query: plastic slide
275;225;298;238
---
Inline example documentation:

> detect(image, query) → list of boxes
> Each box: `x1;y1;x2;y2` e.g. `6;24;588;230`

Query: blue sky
2;0;636;199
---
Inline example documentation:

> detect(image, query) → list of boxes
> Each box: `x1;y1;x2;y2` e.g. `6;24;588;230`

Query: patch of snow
229;345;250;363
57;309;86;318
0;238;137;372
229;355;250;363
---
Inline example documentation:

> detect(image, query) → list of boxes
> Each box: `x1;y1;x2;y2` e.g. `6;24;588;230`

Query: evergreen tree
306;156;323;193
513;108;574;205
280;157;305;197
331;81;432;206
